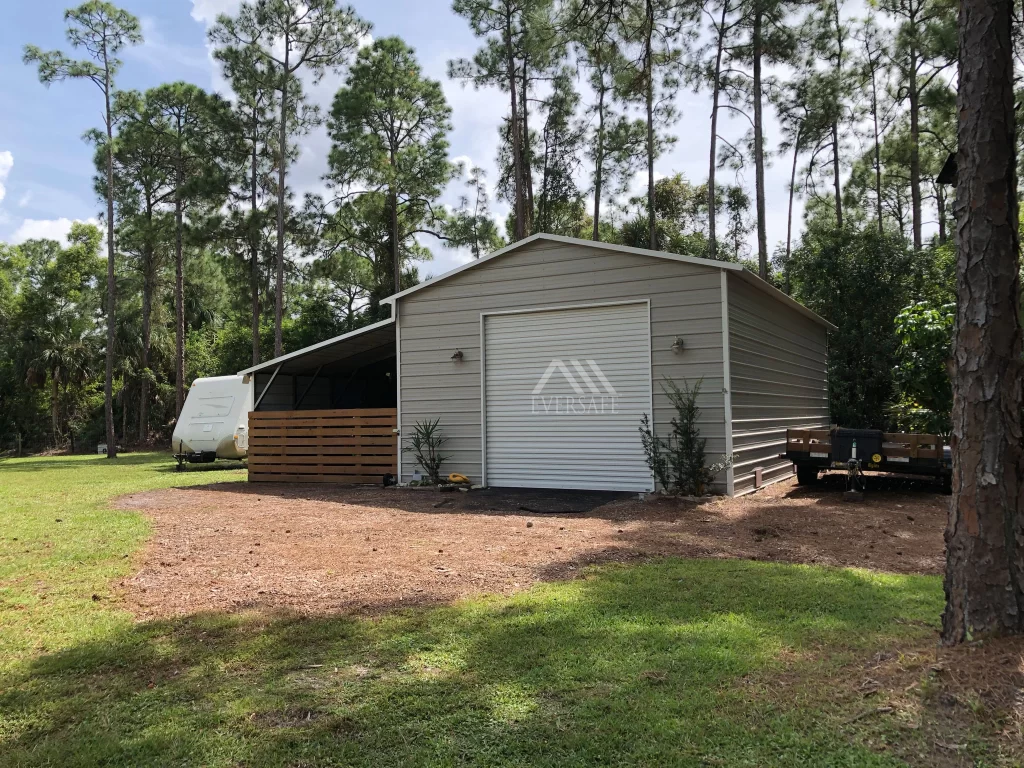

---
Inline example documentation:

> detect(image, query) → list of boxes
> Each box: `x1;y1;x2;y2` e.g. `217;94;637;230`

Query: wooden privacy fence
247;408;397;483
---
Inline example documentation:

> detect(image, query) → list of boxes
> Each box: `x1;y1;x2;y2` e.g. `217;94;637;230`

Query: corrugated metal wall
397;239;727;489
252;374;331;411
727;273;830;495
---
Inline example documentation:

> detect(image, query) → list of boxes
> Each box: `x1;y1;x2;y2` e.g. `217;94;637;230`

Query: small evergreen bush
639;378;732;496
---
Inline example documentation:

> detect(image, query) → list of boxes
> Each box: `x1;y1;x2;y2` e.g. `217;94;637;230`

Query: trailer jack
845;458;866;500
173;440;217;472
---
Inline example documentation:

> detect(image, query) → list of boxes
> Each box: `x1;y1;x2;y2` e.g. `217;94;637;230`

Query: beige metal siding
397;239;727;490
727;273;829;495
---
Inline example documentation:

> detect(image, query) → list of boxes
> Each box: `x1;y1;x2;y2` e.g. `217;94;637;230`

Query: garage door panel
484;303;654;492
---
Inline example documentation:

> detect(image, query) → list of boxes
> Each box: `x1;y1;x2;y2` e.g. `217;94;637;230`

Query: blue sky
0;0;803;277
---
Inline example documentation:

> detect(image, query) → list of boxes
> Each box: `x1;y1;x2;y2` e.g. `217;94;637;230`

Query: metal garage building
240;234;834;496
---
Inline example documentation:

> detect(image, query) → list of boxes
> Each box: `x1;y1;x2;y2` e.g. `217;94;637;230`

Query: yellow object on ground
448;473;470;484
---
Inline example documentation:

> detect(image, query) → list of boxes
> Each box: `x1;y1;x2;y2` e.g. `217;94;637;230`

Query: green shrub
640;378;732;496
406;418;450;485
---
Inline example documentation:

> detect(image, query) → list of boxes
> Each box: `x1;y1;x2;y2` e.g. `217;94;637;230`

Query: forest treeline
0;0;973;454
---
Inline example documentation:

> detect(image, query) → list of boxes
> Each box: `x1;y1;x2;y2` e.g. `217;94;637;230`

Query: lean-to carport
238;318;398;483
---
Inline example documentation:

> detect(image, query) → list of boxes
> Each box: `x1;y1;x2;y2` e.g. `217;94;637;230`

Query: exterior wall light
671;337;685;354
451;350;464;362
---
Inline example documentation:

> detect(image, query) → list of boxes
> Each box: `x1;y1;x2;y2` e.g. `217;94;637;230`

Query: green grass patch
0;453;244;667
0;453;969;767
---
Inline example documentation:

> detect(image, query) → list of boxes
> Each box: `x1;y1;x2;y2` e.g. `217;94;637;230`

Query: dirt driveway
117;474;949;619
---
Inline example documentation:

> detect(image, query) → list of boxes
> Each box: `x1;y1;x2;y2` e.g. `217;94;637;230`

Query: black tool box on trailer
831;428;884;464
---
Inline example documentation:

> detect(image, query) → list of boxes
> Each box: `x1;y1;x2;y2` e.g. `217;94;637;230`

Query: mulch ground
116;472;950;620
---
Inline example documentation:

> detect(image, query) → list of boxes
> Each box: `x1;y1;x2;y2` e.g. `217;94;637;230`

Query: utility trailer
783;428;952;490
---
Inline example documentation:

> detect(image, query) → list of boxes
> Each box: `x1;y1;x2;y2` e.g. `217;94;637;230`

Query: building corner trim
721;271;735;496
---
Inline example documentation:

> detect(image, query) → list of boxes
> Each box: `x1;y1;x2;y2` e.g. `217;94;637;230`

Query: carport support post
254;363;282;411
294;365;324;410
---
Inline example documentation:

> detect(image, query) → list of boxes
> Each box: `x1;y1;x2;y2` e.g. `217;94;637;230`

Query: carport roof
238;317;395;376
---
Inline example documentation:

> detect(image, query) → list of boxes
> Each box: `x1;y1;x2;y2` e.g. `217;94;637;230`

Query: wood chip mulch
116;473;949;619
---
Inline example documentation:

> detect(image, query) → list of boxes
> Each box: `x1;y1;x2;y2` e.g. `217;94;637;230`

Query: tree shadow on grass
0;559;940;768
0;454;246;475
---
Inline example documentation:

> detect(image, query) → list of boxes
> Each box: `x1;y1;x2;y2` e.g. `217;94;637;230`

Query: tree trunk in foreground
943;0;1024;645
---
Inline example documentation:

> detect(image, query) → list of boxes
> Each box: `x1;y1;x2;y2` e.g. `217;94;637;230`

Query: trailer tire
796;465;820;486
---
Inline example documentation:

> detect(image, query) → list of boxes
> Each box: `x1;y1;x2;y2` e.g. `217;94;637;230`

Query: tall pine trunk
870;59;884;234
645;0;657;250
908;43;923;250
831;0;843;228
274;32;290;358
174;187;185;419
139;260;151;444
390;186;400;295
250;134;261;367
752;4;768;279
51;373;60;446
937;184;947;245
103;47;117;458
785;124;801;294
943;0;1024;644
832;119;843;227
593;65;606;242
708;0;728;259
521;61;534;235
505;12;526;241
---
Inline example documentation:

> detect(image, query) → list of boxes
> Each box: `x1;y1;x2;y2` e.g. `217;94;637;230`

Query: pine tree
24;0;143;457
328;37;455;297
618;0;696;250
210;0;369;357
209;33;281;367
139;83;239;417
876;0;956;250
943;0;1024;644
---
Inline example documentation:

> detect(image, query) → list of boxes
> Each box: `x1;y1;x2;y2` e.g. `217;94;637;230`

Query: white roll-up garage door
483;302;654;492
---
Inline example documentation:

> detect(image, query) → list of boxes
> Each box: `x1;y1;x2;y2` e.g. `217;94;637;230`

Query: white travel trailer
171;375;252;467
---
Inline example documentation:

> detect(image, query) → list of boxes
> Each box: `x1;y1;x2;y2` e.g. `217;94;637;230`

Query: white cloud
0;151;13;204
17;191;32;208
190;0;240;25
11;217;101;246
128;17;210;76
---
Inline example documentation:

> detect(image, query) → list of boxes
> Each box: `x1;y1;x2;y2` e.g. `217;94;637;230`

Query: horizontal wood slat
248;473;388;484
250;408;397;418
786;429;831;452
786;429;945;463
248;408;397;484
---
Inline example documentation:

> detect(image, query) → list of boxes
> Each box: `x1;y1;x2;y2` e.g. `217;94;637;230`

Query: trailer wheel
796;465;820;486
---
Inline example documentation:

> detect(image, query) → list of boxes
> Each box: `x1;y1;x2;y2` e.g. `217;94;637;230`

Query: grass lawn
0;453;1017;767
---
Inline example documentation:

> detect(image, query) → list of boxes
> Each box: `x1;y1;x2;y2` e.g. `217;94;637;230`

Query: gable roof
382;233;836;330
